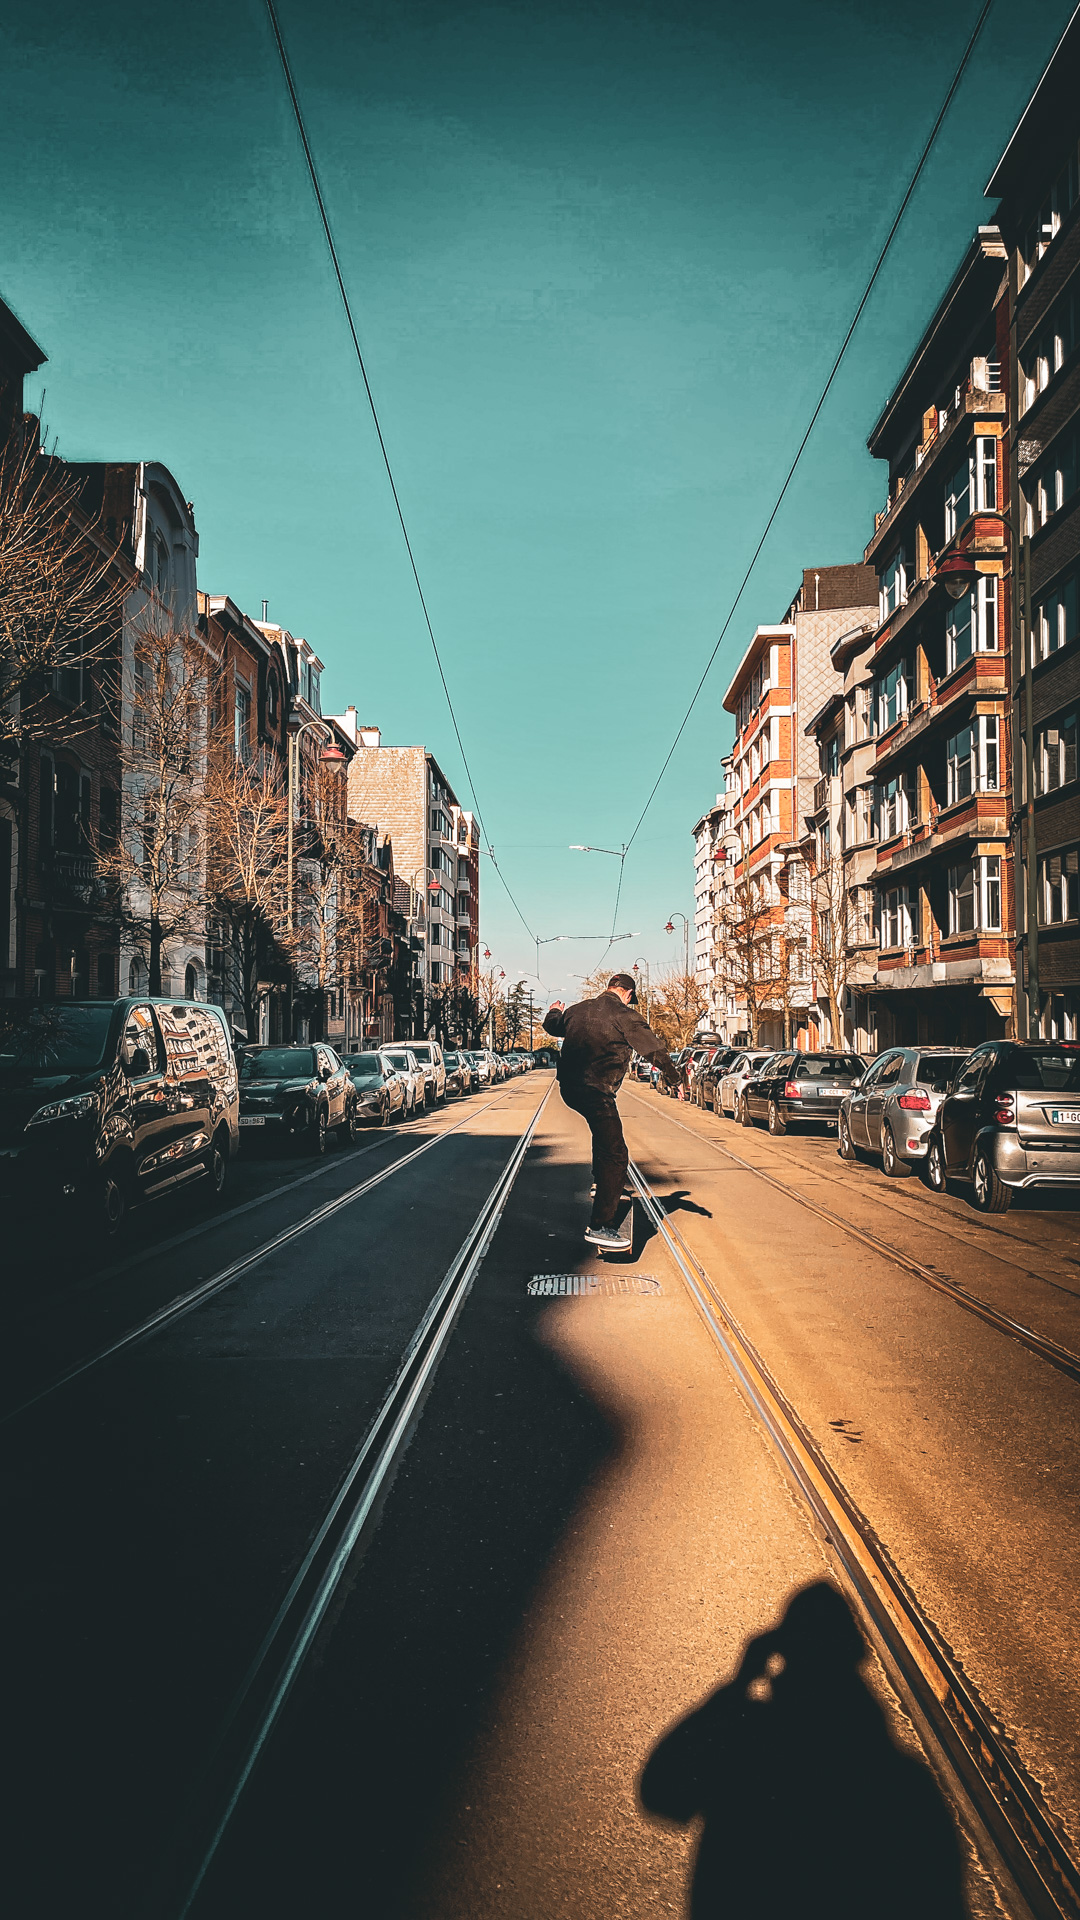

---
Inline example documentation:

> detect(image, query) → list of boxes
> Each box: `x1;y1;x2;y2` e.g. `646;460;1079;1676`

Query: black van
0;997;239;1231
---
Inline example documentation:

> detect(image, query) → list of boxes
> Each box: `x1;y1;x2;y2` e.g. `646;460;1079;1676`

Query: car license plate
1050;1108;1080;1125
240;1116;266;1127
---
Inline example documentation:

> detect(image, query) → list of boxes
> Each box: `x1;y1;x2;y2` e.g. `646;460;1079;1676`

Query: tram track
627;1154;1080;1920
3;1086;521;1424
630;1095;1080;1387
151;1083;551;1919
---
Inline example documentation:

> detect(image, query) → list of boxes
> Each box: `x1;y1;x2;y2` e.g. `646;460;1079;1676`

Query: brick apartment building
858;228;1016;1047
331;717;473;1033
718;564;877;1047
451;805;480;992
987;9;1080;1041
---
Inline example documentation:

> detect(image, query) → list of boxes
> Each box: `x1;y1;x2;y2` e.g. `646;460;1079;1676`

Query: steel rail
3;1089;515;1425
630;1096;1080;1388
627;1157;1080;1920
159;1084;550;1919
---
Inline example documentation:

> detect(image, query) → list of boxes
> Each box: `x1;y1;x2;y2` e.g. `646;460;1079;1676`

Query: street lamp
287;718;345;931
664;911;691;978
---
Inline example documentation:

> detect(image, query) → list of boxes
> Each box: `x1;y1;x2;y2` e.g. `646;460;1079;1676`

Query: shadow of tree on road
641;1582;968;1919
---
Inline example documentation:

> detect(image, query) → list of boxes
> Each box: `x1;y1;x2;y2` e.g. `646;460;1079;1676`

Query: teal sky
2;0;1072;996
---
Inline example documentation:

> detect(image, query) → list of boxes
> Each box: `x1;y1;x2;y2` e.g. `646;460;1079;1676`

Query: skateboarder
543;972;682;1250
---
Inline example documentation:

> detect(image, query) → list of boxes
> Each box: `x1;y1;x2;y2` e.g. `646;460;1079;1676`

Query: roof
0;295;46;380
866;230;1007;461
722;625;793;713
986;5;1080;225
804;690;845;738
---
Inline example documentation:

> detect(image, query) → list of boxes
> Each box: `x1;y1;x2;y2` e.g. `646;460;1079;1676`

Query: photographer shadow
640;1582;968;1919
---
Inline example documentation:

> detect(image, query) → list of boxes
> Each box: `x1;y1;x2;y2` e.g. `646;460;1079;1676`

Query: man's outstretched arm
619;1007;682;1085
543;1001;568;1037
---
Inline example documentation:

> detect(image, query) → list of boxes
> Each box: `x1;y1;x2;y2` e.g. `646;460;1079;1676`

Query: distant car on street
441;1050;472;1098
239;1042;356;1153
839;1046;969;1176
465;1049;493;1086
925;1040;1080;1211
740;1050;865;1135
695;1047;740;1109
380;1047;425;1117
340;1051;406;1127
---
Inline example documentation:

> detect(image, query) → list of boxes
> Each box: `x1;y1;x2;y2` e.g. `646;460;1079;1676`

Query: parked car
695;1048;741;1109
441;1049;472;1098
407;1040;446;1107
839;1046;969;1176
0;996;239;1233
465;1049;493;1086
740;1050;865;1135
239;1042;355;1154
925;1040;1080;1212
340;1050;406;1127
380;1047;425;1117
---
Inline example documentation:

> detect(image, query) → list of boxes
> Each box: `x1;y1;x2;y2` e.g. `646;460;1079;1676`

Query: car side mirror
125;1045;152;1079
320;1064;332;1082
952;1086;974;1100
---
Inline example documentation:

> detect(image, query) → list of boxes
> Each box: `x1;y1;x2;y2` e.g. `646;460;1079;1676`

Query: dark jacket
543;992;680;1094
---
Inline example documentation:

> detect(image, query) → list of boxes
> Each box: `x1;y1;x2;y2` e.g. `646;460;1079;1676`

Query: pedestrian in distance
543;972;681;1251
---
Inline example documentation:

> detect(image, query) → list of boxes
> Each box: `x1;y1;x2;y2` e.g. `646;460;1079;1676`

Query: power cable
263;0;536;943
621;0;995;858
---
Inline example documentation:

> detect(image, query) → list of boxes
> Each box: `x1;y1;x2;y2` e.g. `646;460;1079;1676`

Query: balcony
874;794;1009;878
873;654;1009;773
865;376;1006;568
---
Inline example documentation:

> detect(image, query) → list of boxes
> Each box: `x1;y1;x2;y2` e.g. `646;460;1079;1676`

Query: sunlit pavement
3;1072;1075;1916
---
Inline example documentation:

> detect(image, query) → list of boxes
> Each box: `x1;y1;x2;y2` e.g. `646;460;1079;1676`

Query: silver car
714;1050;775;1119
380;1047;425;1118
839;1046;969;1176
407;1040;446;1107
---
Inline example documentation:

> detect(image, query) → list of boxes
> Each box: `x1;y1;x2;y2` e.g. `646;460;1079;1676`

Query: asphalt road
2;1070;1076;1918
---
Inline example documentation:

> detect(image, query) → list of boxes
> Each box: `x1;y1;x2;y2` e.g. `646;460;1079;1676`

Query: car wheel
739;1093;754;1128
378;1096;390;1127
202;1128;230;1203
838;1113;857;1161
96;1161;130;1236
972;1145;1012;1213
339;1101;359;1145
881;1125;910;1178
767;1099;787;1138
925;1134;948;1193
311;1106;329;1155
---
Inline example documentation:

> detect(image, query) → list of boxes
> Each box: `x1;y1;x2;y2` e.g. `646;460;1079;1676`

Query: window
943;438;997;540
946;575;998;673
1039;847;1079;926
1036;712;1078;794
874;772;915;841
947;855;1002;934
1020;148;1080;280
946;714;999;804
760;722;771;769
824;733;840;778
1034;572;1079;661
234;684;252;763
1024;428;1079;533
874;658;912;734
879;549;907;621
430;808;450;838
1020;287;1080;410
879;884;918;948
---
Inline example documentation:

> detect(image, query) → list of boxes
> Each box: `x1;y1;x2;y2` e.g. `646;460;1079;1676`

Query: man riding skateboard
543;972;682;1250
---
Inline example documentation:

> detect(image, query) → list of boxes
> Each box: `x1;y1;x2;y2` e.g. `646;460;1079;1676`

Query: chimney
261;599;268;622
358;726;381;748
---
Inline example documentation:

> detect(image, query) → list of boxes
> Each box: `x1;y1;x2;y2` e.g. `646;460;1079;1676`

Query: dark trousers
558;1079;628;1226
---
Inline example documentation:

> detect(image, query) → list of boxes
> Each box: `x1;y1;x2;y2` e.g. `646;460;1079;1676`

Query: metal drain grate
527;1273;662;1297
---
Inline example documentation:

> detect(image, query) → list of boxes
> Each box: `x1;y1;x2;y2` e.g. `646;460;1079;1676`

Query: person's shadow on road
640;1582;968;1919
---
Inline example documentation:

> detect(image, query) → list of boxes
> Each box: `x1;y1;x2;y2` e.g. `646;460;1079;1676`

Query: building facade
861;230;1016;1047
718;565;878;1047
987;12;1080;1040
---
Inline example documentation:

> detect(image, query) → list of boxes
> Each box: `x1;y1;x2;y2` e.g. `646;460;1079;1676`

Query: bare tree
204;746;292;1041
713;869;785;1045
647;964;708;1051
92;612;207;994
807;839;853;1048
292;758;370;1037
0;420;127;759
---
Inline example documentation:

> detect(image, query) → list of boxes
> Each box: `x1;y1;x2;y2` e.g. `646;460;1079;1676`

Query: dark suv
927;1040;1080;1211
0;997;239;1231
238;1043;356;1154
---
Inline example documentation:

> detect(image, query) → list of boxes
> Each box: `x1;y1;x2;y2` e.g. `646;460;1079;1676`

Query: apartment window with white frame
1036;712;1078;794
875;772;915;841
879;549;907;621
946;714;999;804
946;575;998;673
944;438;997;540
1024;428;1079;534
1020;288;1080;411
1034;571;1079;662
948;855;1002;935
1038;846;1079;926
874;658;912;734
879;884;918;949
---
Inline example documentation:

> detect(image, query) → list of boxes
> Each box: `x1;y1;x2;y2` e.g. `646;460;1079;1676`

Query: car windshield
411;1045;434;1062
1011;1049;1080;1092
443;1053;461;1067
383;1052;411;1070
795;1055;863;1079
916;1054;966;1086
241;1047;316;1081
343;1054;383;1077
0;1003;115;1081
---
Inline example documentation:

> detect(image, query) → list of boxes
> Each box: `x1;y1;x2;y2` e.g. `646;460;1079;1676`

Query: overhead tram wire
620;0;995;860
262;0;535;945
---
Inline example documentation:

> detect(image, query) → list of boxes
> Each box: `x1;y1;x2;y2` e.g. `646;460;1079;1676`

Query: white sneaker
589;1182;635;1198
584;1222;631;1251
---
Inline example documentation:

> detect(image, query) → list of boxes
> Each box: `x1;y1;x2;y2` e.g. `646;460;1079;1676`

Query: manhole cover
527;1273;662;1297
